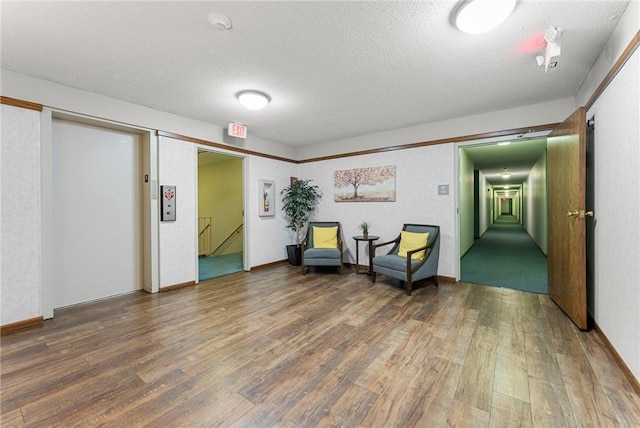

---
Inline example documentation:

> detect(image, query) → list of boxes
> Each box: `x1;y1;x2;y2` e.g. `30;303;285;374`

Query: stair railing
212;223;243;256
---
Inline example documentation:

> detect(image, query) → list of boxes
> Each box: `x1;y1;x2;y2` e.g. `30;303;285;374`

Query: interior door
547;107;588;329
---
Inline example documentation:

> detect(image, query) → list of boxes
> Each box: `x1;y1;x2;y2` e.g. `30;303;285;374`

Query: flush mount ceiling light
497;141;511;146
236;90;271;110
502;173;511;178
454;0;517;34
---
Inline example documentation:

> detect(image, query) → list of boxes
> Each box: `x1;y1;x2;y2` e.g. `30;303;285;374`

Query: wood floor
2;265;639;427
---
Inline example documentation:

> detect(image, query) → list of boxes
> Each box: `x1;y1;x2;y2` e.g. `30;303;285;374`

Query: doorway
197;150;244;281
458;136;549;294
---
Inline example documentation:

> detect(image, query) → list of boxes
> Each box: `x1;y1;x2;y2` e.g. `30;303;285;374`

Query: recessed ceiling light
454;0;516;34
236;90;271;110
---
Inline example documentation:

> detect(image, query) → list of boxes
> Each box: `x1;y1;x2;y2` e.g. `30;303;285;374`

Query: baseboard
592;317;640;395
438;275;457;283
1;316;44;336
250;259;288;271
159;280;196;292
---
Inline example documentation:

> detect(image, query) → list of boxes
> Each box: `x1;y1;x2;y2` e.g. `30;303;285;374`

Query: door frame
42;110;157;319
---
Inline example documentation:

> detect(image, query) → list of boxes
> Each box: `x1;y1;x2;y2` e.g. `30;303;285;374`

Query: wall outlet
438;184;449;195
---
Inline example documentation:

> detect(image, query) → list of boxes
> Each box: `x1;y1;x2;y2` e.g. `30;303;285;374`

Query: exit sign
228;122;247;139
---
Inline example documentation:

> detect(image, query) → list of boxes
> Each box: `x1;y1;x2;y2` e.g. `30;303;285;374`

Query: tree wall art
334;165;396;202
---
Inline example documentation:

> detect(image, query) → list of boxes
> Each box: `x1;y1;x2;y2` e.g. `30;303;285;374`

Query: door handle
567;210;579;217
585;210;594;217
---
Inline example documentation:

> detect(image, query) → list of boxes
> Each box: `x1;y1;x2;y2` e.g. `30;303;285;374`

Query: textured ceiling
0;1;628;148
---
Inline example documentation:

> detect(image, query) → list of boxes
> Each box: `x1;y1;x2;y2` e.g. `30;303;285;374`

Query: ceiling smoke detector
208;12;232;31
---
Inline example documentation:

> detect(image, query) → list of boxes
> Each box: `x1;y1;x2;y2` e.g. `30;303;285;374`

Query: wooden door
547;107;588;329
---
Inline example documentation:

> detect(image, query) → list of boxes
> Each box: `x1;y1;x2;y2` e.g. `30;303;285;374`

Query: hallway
461;215;547;294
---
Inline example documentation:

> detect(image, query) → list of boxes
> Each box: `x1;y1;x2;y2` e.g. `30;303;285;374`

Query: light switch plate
438;184;449;195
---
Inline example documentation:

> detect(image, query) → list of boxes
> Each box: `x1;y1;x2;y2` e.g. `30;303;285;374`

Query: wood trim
157;130;297;164
159;280;196;292
592;319;640;395
297;123;559;163
250;259;288;271
1;316;44;336
585;30;640;111
438;275;457;283
0;96;43;112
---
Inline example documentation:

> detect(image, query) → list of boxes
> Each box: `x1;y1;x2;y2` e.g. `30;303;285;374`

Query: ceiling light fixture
502;173;511;179
454;0;516;34
498;141;511;146
236;90;271;110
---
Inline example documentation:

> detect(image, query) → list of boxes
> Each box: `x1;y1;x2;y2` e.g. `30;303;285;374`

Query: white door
53;120;142;308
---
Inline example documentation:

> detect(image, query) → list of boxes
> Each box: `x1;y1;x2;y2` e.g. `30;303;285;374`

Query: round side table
352;235;379;275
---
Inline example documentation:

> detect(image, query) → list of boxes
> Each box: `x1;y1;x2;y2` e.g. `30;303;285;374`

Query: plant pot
363;232;369;239
286;244;302;266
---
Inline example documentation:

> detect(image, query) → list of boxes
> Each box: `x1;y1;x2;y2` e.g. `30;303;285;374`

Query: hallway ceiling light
501;173;511;178
236;90;271;110
498;141;511;146
454;0;517;34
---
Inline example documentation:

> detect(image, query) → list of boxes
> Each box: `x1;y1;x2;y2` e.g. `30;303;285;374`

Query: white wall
577;0;640;384
523;152;548;254
302;144;456;277
588;47;640;382
1;105;42;325
246;156;299;267
459;149;474;256
158;137;197;287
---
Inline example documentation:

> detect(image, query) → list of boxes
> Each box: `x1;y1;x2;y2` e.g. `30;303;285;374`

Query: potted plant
359;221;370;239
281;178;321;265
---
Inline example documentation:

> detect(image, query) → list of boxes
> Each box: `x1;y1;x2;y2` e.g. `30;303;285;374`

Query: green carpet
199;252;243;281
461;215;547;294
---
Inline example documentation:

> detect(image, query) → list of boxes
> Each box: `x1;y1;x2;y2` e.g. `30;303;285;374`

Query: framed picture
259;179;275;216
334;165;396;202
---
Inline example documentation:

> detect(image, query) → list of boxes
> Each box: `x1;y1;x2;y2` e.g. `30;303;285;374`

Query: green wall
198;158;243;255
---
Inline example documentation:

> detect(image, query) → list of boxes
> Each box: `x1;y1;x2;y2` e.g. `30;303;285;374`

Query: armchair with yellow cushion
301;222;343;274
371;224;440;295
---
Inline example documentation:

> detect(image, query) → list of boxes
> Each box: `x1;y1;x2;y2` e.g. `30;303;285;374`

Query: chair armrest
372;235;401;257
406;245;429;270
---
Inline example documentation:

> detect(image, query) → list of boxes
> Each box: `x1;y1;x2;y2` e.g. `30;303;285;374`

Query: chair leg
371;272;377;283
301;265;307;275
406;280;413;296
433;276;439;287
